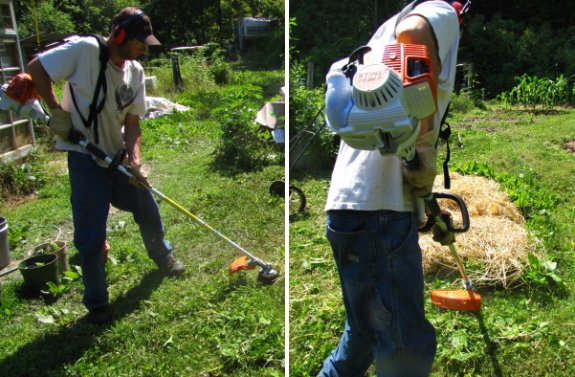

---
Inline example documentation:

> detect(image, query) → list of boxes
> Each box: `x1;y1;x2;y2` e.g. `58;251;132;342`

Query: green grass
289;104;575;376
0;68;285;376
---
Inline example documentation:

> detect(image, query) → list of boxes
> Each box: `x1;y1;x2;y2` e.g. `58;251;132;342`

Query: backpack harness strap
438;103;452;189
69;34;109;144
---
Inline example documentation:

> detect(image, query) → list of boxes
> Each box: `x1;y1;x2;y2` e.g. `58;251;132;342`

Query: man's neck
107;39;126;68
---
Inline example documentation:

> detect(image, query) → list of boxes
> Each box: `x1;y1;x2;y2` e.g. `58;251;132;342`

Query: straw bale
420;173;537;288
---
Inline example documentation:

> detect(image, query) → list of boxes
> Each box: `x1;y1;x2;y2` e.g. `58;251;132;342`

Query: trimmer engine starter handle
342;45;372;81
421;192;470;233
348;45;372;65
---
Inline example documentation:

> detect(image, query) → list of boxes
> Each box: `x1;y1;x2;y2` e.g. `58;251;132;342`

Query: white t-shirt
325;1;460;212
39;36;146;159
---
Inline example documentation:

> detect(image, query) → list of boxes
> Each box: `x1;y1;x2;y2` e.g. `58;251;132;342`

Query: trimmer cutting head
257;268;279;284
430;289;482;312
229;255;279;284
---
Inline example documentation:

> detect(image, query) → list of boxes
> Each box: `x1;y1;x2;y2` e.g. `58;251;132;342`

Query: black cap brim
135;33;161;46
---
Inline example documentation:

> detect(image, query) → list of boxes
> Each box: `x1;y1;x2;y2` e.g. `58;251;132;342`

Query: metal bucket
0;217;10;270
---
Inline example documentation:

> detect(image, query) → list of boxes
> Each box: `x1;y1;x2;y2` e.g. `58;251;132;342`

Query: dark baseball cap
113;7;161;46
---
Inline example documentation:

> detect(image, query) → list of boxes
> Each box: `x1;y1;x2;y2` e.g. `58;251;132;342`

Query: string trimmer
70;134;279;283
420;192;481;312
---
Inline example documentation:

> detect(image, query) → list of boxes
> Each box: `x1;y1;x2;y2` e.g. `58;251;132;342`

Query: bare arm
124;113;142;166
27;58;61;109
395;15;440;136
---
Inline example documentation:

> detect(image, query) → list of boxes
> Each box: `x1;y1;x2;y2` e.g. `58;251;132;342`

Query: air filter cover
352;64;403;110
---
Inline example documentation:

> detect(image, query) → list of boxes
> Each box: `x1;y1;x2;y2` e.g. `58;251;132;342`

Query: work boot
157;255;186;277
86;304;112;325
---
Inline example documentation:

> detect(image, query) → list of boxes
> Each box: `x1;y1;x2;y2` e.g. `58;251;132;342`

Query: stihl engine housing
326;43;436;160
0;73;49;122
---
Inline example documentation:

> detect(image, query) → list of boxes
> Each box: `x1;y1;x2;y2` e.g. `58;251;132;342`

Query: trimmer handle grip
421;192;470;233
405;152;420;170
85;142;108;161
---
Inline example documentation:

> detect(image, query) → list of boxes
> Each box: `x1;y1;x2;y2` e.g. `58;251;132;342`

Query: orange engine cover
382;43;437;118
3;73;40;105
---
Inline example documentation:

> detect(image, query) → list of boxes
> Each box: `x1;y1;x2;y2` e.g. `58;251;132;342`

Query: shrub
0;156;46;202
239;26;285;70
213;84;272;172
450;92;486;114
209;57;231;85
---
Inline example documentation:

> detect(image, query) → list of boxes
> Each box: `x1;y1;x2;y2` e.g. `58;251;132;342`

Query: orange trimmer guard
229;255;256;274
430;289;482;312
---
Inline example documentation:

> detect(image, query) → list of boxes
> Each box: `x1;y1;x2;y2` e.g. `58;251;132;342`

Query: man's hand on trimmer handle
403;144;437;197
422;192;470;246
126;164;151;190
431;210;456;246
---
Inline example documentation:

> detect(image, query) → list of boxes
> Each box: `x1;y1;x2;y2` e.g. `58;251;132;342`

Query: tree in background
14;0;284;56
141;0;284;49
14;0;139;38
290;0;575;98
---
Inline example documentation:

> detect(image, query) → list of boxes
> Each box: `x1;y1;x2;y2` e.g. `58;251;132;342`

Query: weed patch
0;155;46;203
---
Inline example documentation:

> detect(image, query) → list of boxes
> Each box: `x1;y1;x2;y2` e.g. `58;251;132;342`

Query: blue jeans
68;151;172;310
318;210;436;377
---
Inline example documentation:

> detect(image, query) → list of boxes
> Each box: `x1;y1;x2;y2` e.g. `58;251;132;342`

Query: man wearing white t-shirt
319;1;462;376
28;7;185;324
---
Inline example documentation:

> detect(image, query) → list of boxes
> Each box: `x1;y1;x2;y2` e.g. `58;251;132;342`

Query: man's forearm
396;15;441;137
124;115;142;165
27;58;61;109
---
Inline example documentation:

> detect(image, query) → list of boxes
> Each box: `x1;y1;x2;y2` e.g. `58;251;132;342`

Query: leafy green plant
456;161;495;179
44;282;68;296
41;266;81;296
456;161;558;219
523;253;565;291
455;160;565;293
213;83;273;171
209;57;231;85
7;222;30;250
0;159;46;202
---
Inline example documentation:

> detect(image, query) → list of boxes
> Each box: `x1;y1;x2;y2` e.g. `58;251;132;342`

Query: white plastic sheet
144;96;191;119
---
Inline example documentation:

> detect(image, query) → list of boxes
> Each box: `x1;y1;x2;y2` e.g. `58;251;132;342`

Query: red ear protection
112;27;127;45
112;10;146;45
451;1;464;25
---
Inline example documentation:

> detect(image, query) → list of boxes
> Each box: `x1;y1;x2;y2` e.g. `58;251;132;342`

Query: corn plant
501;74;573;110
553;74;570;104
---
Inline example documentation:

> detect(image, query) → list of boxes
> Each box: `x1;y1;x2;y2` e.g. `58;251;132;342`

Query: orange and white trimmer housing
382;43;437;119
0;73;50;122
3;73;41;104
325;43;437;160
